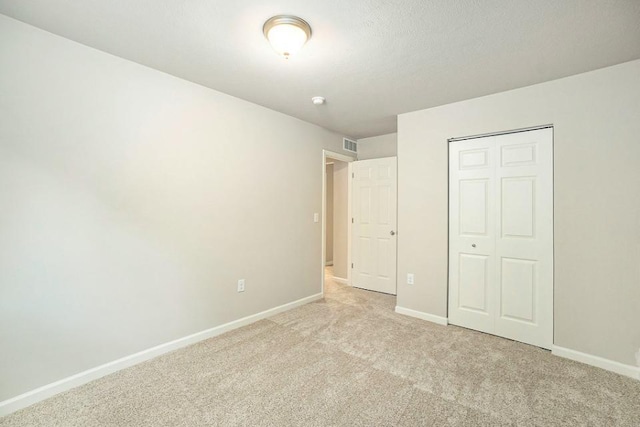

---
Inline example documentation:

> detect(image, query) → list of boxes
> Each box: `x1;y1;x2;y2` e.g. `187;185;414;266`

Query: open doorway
321;150;354;294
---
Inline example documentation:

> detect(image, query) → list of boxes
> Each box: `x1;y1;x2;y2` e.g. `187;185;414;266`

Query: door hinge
352;172;354;178
351;263;354;269
351;217;354;223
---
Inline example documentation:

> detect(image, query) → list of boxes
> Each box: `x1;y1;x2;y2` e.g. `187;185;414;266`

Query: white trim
0;293;323;417
324;150;355;164
347;162;352;287
448;124;553;143
552;346;640;381
321;149;355;295
332;276;349;285
395;306;448;326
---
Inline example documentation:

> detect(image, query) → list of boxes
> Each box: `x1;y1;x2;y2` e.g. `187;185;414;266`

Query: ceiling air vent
343;138;357;153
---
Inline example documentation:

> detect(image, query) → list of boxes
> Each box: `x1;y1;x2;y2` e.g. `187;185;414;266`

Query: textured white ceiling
1;1;639;138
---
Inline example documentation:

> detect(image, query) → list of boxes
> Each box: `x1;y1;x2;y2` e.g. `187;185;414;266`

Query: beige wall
397;60;640;366
332;161;349;279
325;163;334;264
357;133;397;160
0;15;356;401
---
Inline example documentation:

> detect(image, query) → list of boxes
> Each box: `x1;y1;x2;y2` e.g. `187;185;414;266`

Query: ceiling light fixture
263;15;312;59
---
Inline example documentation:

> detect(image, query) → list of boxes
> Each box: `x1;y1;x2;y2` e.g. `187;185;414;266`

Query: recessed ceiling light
312;96;326;105
263;15;312;59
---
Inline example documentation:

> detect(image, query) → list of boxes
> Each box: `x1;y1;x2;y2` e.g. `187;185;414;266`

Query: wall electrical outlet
237;279;245;293
313;213;319;223
407;273;414;285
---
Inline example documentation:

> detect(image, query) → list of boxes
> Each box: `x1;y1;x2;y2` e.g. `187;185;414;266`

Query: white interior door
449;128;553;349
448;137;497;334
352;157;397;295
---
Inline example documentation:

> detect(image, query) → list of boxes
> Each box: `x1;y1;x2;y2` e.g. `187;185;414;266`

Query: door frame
321;150;355;295
446;124;555;347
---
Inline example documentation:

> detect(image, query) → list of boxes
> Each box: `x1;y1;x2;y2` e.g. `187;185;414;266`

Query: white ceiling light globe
266;24;307;57
263;16;312;59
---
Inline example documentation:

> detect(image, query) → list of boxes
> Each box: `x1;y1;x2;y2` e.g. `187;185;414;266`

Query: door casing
321;150;355;295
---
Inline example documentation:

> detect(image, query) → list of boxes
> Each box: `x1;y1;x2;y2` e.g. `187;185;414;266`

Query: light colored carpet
2;270;639;426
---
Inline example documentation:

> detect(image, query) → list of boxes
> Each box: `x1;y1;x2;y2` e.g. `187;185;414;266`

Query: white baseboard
552;345;640;381
395;306;448;326
0;293;323;417
391;310;638;380
332;276;349;285
325;261;333;266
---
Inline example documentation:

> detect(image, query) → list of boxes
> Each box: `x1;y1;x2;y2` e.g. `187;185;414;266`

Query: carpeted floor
2;269;639;426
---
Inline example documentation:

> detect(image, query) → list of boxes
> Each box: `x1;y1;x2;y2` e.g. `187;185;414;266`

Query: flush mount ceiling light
263;15;312;59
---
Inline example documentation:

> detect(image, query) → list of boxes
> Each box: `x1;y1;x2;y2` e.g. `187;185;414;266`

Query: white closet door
494;129;553;348
449;137;497;334
352;157;397;295
449;128;553;349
